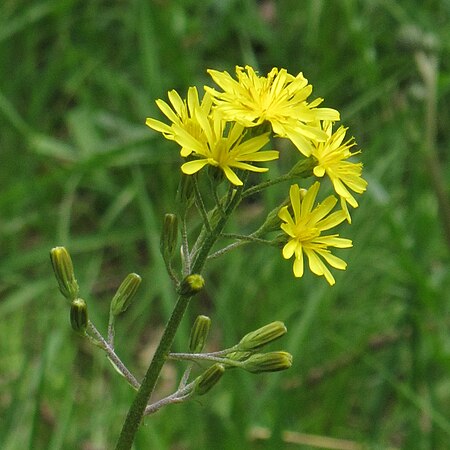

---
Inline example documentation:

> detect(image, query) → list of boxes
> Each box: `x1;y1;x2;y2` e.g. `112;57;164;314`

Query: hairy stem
115;184;243;450
88;322;140;391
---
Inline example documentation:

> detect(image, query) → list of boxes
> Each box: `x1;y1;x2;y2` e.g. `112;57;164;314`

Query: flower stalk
49;64;366;450
115;182;244;450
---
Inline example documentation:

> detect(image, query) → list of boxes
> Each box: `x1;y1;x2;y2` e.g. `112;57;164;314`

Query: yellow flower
205;65;340;156
278;182;352;285
146;87;212;157
146;85;278;185
311;122;368;223
178;118;279;186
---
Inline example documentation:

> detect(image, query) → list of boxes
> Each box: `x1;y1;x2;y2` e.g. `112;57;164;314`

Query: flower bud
237;321;287;352
178;274;205;296
176;175;195;214
110;273;142;316
242;351;293;374
225;351;252;362
288;156;315;177
160;213;178;263
189;315;211;353
195;363;225;395
70;298;88;334
50;247;79;300
255;204;284;234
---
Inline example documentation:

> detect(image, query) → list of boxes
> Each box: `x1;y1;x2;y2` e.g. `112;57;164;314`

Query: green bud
195;363;225;395
176;175;195;214
160;213;178;263
178;274;205;296
50;247;79;300
255;204;284;234
110;273;142;316
288;156;315;177
225;351;252;362
237;321;287;352
70;298;88;334
242;351;293;374
189;315;211;353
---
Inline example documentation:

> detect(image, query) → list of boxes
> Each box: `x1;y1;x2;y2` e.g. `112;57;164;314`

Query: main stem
115;187;242;450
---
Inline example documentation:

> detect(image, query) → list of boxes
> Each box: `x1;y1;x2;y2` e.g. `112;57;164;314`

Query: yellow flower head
205;65;340;156
147;86;279;186
179;116;279;186
278;182;352;285
311;122;368;223
146;87;212;157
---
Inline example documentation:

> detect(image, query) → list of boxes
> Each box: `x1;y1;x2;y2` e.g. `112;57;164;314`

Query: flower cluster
147;65;367;285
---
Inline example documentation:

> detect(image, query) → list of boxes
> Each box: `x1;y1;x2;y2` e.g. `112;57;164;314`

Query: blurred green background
1;0;449;449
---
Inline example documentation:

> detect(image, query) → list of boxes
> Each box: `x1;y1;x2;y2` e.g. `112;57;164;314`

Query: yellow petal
313;166;326;177
282;239;298;259
156;99;179;124
145;118;173;135
317;250;347;270
222;166;243;186
293;256;304;278
301;182;320;216
167;90;185;116
278;207;294;226
181;159;210;175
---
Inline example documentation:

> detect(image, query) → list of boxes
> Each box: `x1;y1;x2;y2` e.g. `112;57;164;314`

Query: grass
1;0;450;449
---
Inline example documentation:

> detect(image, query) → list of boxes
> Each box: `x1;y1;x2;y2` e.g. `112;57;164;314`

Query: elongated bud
50;247;79;300
110;273;142;316
237;321;287;352
189;315;211;353
70;298;88;334
195;363;225;395
160;214;178;263
178;274;205;296
225;351;252;362
242;351;293;373
176;175;195;214
288;156;315;177
255;204;284;234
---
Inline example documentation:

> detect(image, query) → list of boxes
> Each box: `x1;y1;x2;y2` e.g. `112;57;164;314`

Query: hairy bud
237;321;287;352
195;363;225;395
242;351;293;374
160;213;178;263
70;298;88;334
178;274;205;296
110;273;142;316
50;247;79;300
189;315;211;353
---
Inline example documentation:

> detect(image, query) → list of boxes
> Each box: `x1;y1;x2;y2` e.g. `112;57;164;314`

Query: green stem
181;213;191;276
193;175;211;232
220;233;275;246
242;158;315;198
88;322;140;391
168;352;244;368
115;292;192;449
208;233;276;260
115;184;243;450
